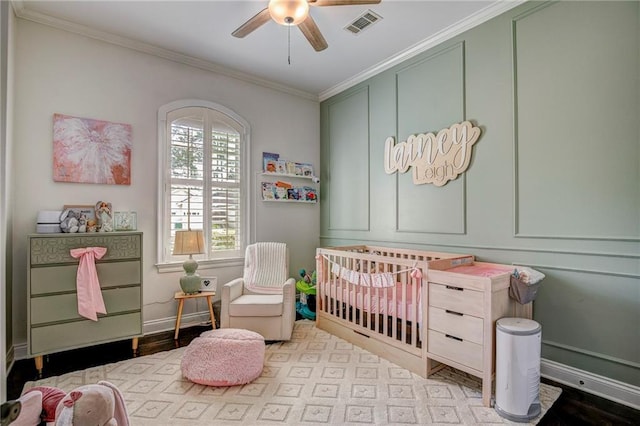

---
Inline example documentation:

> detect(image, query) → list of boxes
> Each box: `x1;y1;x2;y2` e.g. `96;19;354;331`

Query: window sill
156;256;244;274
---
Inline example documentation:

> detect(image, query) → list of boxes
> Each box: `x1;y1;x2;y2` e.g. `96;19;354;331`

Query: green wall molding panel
320;0;639;388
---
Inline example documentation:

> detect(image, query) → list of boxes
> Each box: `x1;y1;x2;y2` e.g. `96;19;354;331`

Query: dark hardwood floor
6;325;640;425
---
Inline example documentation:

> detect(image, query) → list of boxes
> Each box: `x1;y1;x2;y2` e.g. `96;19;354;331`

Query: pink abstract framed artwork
53;113;132;185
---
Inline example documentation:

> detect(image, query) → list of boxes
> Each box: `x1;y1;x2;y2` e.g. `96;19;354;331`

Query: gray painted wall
11;18;320;350
320;1;639;387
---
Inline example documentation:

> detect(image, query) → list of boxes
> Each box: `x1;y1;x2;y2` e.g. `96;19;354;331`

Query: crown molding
11;0;528;103
10;1;318;102
319;0;527;101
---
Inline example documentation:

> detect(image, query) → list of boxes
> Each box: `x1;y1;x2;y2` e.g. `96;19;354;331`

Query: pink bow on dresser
70;247;108;321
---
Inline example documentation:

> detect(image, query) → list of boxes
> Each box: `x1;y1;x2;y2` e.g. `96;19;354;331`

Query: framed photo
114;211;137;231
200;277;217;292
63;205;96;222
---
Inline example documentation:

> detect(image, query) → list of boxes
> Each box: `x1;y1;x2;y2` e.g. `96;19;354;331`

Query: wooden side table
174;291;216;340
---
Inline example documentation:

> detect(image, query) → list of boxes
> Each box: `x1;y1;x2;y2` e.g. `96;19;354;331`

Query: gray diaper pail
495;317;542;422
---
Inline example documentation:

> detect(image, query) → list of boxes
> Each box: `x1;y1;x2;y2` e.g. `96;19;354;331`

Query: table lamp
173;229;205;294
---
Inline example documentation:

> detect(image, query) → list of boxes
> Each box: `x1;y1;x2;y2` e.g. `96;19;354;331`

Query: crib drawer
428;306;483;345
428;329;482;372
428;282;484;318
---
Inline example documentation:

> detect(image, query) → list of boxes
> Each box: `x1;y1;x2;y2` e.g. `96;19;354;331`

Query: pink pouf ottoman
181;328;265;386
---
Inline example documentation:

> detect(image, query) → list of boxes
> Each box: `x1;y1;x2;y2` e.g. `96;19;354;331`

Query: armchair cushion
229;294;283;317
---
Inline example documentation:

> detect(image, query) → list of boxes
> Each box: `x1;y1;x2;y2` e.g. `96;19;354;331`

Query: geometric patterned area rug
24;320;561;425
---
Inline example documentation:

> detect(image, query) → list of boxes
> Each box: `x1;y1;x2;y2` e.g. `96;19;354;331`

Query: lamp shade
173;230;205;256
268;0;309;26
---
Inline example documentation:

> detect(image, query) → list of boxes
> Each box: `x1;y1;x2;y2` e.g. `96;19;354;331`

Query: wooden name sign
383;121;481;187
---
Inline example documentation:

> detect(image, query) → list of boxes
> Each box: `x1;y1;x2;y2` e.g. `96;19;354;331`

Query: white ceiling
13;0;523;99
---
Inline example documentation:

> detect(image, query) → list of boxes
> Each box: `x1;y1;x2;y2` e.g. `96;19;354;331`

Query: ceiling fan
232;0;382;52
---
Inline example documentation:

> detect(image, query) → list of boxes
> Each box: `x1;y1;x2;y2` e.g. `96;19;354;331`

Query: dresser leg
132;337;139;357
34;356;43;378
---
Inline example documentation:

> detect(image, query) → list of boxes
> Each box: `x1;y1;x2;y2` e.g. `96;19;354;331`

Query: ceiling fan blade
231;8;271;38
311;0;381;6
298;15;328;52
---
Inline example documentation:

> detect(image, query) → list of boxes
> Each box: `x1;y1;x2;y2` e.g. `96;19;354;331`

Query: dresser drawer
428;329;483;372
30;233;141;265
429;282;484;317
30;261;141;295
31;286;141;325
30;313;142;356
428;306;483;345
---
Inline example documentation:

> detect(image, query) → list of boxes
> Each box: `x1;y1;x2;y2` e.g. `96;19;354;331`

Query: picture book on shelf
263;152;314;179
261;181;317;203
263;152;279;173
262;182;276;200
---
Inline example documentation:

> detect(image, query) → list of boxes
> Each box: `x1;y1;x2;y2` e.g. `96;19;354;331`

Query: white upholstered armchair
220;242;296;341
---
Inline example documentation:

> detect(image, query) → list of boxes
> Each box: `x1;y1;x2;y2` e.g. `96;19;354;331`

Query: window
158;100;250;268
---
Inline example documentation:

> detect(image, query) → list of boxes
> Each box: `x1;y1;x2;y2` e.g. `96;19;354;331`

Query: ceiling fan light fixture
268;0;309;26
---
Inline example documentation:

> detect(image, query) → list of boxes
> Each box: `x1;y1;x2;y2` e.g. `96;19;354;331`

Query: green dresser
27;232;143;375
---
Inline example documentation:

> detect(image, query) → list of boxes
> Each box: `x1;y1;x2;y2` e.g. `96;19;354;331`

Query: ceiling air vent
344;10;382;35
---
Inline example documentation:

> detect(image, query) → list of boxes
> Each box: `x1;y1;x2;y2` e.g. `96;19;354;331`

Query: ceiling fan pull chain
288;24;291;65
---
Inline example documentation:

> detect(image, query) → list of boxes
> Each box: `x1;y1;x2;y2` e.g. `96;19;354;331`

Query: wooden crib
315;245;473;377
315;245;533;407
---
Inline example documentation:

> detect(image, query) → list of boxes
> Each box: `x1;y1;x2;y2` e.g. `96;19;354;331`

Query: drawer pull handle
445;309;463;316
445;285;464;291
445;334;463;342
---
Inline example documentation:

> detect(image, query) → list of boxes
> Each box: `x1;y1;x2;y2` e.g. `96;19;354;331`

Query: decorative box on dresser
426;262;532;407
27;232;143;376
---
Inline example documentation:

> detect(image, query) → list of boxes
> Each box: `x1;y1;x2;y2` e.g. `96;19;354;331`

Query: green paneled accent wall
326;87;370;231
396;44;466;234
320;0;640;387
513;1;640;239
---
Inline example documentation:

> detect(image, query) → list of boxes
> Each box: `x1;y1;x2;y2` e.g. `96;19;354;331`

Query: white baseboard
143;311;213;336
541;358;640;410
13;343;26;362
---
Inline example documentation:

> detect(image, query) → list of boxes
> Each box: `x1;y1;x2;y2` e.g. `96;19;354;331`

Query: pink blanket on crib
327;281;422;323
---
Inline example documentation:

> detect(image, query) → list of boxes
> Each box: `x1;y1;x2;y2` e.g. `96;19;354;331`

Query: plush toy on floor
3;381;129;426
296;269;317;320
1;400;21;426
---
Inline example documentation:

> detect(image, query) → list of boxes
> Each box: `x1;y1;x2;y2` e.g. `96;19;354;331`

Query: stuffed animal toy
59;210;81;233
1;390;45;426
76;214;87;233
1;400;22;426
55;381;128;426
3;381;129;426
86;218;98;233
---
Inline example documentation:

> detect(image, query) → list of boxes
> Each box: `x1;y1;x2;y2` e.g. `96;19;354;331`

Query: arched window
157;100;250;268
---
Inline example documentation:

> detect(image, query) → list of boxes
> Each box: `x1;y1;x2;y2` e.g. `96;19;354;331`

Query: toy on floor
3;381;129;426
1;400;21;426
296;269;317;320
